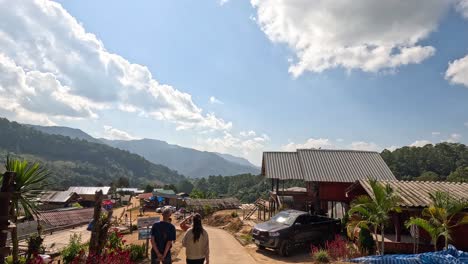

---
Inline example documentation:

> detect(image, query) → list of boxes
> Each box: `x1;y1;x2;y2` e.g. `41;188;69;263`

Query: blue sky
1;0;468;165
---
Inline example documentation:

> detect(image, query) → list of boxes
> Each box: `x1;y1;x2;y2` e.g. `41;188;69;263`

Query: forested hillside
0;118;185;188
101;138;260;178
381;142;468;182
186;174;305;203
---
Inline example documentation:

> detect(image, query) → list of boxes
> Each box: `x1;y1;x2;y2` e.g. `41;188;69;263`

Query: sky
1;0;468;165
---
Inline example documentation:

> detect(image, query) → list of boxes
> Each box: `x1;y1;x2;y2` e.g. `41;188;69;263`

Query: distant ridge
0;118;185;188
28;124;260;178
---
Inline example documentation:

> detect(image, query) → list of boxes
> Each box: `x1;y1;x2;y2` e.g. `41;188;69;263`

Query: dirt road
174;226;256;264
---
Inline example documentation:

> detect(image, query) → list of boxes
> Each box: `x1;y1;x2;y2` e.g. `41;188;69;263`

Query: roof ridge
263;149;380;154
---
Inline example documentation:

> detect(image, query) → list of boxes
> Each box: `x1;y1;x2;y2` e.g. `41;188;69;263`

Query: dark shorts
151;248;172;264
186;259;205;264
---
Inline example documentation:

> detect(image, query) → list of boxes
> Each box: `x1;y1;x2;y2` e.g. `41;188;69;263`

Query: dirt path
173;226;256;264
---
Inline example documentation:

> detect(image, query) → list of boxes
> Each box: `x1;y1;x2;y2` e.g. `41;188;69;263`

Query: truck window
295;215;308;225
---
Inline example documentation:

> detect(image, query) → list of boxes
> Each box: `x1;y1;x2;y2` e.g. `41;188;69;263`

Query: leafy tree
406;191;468;250
190;189;206;199
144;184;154;193
348;178;401;255
446;166;468;183
115;177;130;188
2;156;50;264
381;143;468;181
415;171;439;182
176;180;194;194
163;184;177;193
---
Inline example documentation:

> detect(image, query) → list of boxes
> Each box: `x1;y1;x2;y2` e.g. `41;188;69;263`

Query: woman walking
181;214;210;264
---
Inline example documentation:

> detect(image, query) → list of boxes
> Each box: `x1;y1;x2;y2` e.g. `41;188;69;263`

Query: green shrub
128;244;146;261
313;250;330;263
203;205;214;216
5;256;26;264
231;211;239;218
358;228;375;255
61;233;85;264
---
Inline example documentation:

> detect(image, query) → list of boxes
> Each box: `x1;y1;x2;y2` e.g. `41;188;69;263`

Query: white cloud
240;130;256;137
209;96;223;105
103;125;139;140
0;0;230;132
410;140;432;147
432;131;441;136
196;131;269;165
385;146;399;151
349;141;381;152
336;138;344;143
446;55;468;87
219;0;230;6
250;0;452;76
456;0;468;18
445;133;462;143
281;138;335;151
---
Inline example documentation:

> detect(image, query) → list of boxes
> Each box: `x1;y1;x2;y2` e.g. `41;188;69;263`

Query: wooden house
262;149;397;217
346;180;468;251
67;186;111;206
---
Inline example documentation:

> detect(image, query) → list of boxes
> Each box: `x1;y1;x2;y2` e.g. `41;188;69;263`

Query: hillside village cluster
1;148;468;264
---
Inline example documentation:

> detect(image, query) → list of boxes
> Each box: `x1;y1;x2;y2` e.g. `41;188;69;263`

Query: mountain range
0;118;184;188
30;124;260;178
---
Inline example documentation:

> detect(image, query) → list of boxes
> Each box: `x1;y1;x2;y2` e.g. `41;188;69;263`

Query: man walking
151;208;176;264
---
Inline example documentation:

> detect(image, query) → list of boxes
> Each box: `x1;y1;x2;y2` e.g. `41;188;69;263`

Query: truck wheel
279;240;292;257
257;245;265;250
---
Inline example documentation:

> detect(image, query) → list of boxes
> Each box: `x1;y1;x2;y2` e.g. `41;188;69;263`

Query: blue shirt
151;221;176;254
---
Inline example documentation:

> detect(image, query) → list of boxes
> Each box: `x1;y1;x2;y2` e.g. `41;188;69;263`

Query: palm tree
406;191;468;251
348;178;401;255
1;156;49;264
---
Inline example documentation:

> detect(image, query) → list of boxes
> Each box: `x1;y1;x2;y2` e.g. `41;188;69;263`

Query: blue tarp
349;245;468;264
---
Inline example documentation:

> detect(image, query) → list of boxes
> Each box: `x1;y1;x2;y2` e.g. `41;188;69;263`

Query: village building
152;188;180;207
346;180;468;251
262;149;397;217
36;190;81;211
67;186;111;207
115;188;144;194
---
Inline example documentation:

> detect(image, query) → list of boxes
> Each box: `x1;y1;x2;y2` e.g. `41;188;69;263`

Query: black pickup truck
252;210;341;256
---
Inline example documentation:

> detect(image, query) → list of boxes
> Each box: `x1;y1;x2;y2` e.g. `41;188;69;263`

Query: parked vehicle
251;210;341;256
156;205;176;214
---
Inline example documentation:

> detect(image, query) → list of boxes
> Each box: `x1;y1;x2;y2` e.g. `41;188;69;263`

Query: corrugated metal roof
67;186;111;195
36;208;94;226
262;149;396;182
138;193;153;200
153;189;176;195
37;191;79;203
356;180;468;207
262;152;304;180
116;188;144;193
297;149;396;182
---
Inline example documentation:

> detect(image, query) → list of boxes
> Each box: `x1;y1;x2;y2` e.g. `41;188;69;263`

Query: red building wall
319;182;353;202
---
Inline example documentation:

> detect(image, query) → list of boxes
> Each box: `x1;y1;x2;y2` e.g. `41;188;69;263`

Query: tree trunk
374;225;380;255
9;198;18;264
444;236;448;250
380;224;385;255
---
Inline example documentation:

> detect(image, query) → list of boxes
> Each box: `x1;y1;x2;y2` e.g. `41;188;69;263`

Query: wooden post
130;208;133;234
0;172;15;264
392;213;401;242
89;190;113;256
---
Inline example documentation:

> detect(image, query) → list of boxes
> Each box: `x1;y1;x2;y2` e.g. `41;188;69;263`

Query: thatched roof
185;197;240;210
